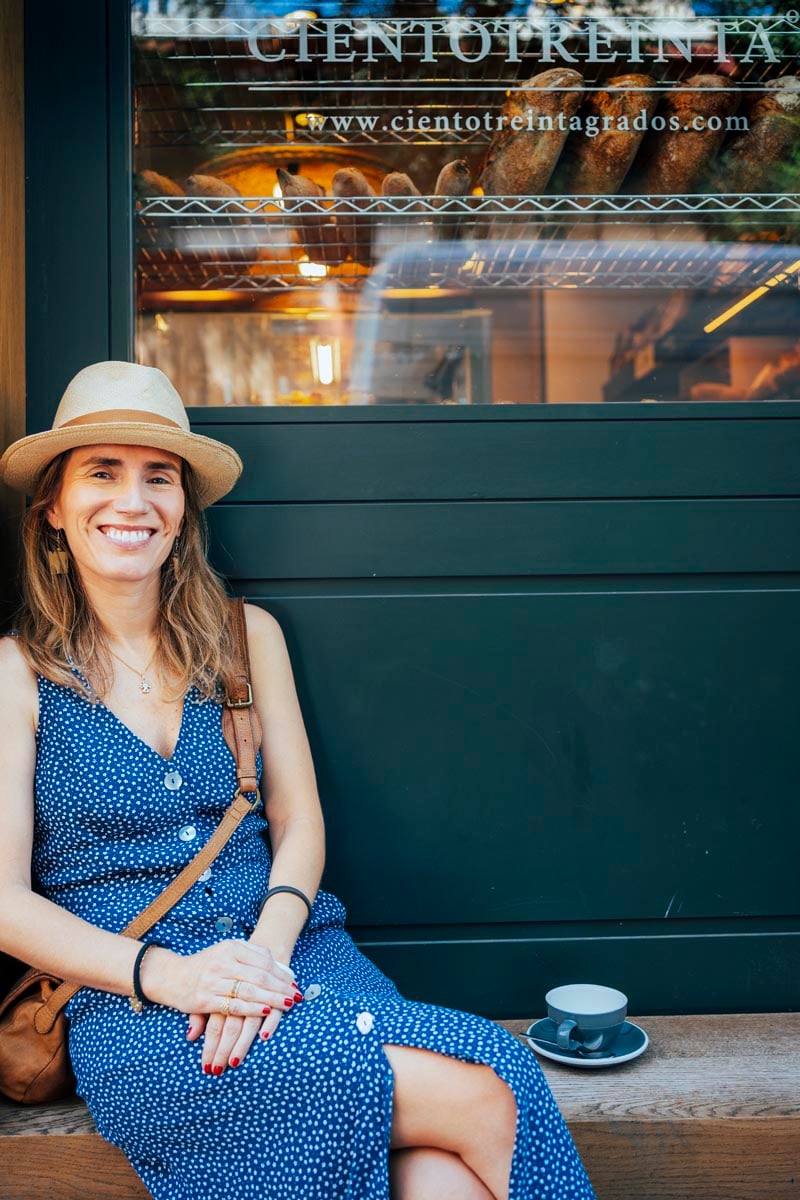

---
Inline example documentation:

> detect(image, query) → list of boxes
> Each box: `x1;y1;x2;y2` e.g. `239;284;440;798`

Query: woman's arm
241;603;327;964
0;636;293;1021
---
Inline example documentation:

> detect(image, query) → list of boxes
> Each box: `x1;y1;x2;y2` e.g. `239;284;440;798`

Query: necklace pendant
140;677;152;694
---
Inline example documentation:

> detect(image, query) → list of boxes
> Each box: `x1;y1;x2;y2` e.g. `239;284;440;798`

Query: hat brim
0;422;242;508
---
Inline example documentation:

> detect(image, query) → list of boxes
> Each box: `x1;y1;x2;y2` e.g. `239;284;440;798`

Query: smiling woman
0;360;597;1200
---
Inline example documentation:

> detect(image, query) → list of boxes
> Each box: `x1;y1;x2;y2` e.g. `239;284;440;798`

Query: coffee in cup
545;983;628;1053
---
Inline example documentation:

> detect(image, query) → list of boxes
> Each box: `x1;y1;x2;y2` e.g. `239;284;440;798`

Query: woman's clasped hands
141;939;304;1076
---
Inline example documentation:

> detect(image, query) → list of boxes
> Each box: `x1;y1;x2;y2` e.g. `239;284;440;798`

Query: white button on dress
304;983;321;1001
164;771;183;790
356;1011;374;1034
178;825;197;842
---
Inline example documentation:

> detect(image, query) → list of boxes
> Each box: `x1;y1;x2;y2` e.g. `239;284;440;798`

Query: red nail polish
261;1031;270;1040
284;997;293;1007
294;992;303;1002
187;1026;194;1036
213;1065;223;1076
292;982;299;990
262;1006;271;1014
230;1057;240;1067
203;1064;211;1074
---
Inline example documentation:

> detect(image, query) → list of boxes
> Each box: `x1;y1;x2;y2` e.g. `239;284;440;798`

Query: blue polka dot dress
32;668;597;1200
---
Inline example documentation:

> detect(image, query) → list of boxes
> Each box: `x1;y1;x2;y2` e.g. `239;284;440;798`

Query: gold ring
220;994;231;1017
231;980;241;1001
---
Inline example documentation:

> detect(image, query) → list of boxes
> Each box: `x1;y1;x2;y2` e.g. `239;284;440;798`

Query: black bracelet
130;941;163;1014
257;886;313;926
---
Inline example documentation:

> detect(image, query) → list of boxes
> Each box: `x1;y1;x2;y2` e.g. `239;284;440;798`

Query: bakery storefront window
132;3;799;406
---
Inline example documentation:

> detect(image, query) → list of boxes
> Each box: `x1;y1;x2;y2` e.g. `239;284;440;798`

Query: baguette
276;168;339;266
480;68;584;195
184;173;241;198
716;75;800;193
332;168;376;265
434;159;472;239
135;169;184;198
633;75;740;194
550;74;658;194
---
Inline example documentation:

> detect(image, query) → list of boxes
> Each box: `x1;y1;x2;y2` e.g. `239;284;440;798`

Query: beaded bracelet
257;885;313;927
130;941;164;1014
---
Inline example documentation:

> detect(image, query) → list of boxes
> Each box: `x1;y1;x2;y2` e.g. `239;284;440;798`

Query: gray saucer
525;1017;649;1069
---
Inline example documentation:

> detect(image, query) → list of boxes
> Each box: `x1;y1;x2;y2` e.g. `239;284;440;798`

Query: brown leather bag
0;596;262;1104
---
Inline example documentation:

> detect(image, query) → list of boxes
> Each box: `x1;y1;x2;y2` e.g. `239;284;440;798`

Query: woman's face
47;443;185;588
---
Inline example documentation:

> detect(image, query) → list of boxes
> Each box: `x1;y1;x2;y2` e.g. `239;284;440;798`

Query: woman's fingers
187;1012;207;1041
227;1008;285;1071
201;1005;288;1075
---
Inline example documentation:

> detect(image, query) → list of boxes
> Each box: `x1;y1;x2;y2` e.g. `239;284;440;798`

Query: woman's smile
97;523;158;548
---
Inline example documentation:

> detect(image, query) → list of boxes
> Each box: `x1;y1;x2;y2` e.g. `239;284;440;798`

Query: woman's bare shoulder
242;601;286;650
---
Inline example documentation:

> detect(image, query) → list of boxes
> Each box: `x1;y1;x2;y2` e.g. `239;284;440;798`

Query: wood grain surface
1;1015;798;1198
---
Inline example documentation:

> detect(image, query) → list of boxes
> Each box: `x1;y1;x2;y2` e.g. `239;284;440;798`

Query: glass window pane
132;2;800;407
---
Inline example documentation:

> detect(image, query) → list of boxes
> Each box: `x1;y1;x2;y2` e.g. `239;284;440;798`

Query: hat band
58;409;184;431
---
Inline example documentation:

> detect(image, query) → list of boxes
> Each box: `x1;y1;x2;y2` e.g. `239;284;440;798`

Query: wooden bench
1;1014;798;1199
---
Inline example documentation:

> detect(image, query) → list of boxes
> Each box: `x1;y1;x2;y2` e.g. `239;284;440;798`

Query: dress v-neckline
99;688;193;764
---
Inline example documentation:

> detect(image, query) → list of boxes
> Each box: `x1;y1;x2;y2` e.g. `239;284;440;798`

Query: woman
0;360;597;1200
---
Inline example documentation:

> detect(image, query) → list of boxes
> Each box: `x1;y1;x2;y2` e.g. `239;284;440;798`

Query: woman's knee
389;1147;495;1200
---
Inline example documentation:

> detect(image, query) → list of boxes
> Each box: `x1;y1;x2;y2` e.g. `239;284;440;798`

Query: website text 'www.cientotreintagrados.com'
304;109;750;136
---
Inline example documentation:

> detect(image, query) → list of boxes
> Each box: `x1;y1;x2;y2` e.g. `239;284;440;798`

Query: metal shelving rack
137;193;800;293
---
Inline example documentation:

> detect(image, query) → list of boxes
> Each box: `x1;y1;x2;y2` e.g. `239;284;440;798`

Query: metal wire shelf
137;193;800;220
136;193;800;294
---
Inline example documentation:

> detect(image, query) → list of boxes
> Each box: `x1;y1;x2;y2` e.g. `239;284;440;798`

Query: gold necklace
108;647;158;695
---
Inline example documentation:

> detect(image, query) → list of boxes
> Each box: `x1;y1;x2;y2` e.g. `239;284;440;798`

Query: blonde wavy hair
11;450;237;704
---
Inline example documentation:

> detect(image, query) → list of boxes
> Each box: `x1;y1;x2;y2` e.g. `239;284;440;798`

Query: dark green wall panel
209;500;800;578
197;418;800;503
245;590;799;929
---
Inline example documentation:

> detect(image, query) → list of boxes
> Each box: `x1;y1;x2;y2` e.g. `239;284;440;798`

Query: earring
171;534;182;581
47;528;69;576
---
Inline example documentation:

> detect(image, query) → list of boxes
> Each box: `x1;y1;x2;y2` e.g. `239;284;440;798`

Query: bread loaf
716;75;800;193
135;170;184;198
332;168;376;265
276;168;340;266
550;74;658;194
184;174;241;198
382;172;421;198
433;160;472;239
633;75;740;194
480;68;584;195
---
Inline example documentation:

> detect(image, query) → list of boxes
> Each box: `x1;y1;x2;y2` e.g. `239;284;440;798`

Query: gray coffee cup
545;983;628;1053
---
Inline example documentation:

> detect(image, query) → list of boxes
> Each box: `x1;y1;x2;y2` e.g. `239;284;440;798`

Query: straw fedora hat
0;360;242;508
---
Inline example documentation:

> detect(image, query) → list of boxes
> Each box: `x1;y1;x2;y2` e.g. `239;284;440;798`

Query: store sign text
247;19;780;67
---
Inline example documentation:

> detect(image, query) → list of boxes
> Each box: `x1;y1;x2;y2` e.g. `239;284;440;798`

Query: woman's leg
389;1147;496;1200
384;1044;517;1200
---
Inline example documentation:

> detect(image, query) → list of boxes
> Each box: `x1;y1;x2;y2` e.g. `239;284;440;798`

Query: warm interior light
295;113;324;129
310;336;340;386
154;313;169;332
704;258;800;334
273;183;283;198
298;260;328;278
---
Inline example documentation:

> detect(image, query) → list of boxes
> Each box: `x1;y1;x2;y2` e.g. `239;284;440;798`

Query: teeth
102;528;152;545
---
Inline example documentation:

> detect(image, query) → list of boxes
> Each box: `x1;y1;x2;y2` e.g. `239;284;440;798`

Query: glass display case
132;2;799;407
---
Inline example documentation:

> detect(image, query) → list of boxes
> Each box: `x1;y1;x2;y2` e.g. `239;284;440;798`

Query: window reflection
133;1;799;405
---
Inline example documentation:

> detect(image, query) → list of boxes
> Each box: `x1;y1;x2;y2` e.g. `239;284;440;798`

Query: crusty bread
716;75;800;193
480;68;584;195
135;169;184;198
276;168;340;267
550;74;658;195
184;174;241;198
332;168;376;265
633;75;741;194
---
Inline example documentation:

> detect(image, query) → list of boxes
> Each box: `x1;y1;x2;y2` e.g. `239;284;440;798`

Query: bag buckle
226;682;253;709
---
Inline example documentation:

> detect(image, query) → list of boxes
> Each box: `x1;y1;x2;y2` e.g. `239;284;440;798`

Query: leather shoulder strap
221;596;263;794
